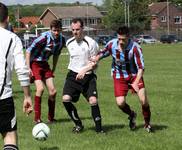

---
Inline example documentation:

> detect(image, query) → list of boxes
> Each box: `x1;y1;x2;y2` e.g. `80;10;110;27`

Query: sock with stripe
63;101;82;126
4;144;18;150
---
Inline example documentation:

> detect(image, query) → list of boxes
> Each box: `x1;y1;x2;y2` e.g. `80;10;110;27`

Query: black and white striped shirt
0;27;29;100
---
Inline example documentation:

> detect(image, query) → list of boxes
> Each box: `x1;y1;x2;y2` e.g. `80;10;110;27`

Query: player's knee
116;97;125;107
139;95;148;106
63;95;71;102
49;89;57;97
36;87;44;95
89;96;97;105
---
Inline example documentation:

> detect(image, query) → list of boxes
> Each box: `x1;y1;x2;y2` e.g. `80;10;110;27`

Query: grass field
1;43;182;150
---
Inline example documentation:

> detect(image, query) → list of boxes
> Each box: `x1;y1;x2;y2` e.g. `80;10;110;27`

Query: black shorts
0;97;17;134
63;70;98;102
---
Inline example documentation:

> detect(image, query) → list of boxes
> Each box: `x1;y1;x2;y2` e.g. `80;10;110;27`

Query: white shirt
0;27;29;100
66;35;99;73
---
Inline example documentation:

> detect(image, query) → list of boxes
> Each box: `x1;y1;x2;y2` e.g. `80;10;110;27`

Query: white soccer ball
32;123;50;141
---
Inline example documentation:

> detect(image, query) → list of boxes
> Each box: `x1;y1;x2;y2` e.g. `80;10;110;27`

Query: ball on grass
32;122;50;141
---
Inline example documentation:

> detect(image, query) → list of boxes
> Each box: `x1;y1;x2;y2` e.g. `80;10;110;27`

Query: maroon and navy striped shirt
99;38;144;79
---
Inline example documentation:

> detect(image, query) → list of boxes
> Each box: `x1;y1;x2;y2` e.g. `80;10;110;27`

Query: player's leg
137;88;152;132
2;131;18;150
88;96;104;133
45;77;57;123
31;62;44;123
114;77;136;130
0;97;18;150
116;96;137;130
34;80;44;123
85;74;103;133
63;95;83;132
62;71;83;132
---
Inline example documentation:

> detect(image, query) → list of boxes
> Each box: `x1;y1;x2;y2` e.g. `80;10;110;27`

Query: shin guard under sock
48;99;55;121
91;104;102;132
63;102;82;126
34;96;41;122
142;105;151;125
119;103;133;116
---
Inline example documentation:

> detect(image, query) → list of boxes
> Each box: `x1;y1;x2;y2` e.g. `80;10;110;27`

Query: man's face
117;34;129;49
71;22;83;40
51;27;61;39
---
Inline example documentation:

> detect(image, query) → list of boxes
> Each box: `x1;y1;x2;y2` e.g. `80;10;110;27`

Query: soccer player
62;18;104;133
26;19;65;123
93;26;152;133
0;2;33;150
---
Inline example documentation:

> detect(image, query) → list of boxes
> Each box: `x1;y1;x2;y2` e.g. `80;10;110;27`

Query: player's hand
76;71;86;80
23;97;33;116
131;81;139;93
90;55;99;63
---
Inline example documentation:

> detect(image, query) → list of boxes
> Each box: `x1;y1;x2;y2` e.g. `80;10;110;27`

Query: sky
1;0;103;6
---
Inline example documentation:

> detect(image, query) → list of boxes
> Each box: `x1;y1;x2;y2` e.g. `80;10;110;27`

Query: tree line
8;0;182;33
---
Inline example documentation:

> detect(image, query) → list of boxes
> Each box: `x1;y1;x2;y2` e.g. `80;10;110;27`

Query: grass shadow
88;124;124;132
135;124;168;132
40;146;59;150
53;116;92;123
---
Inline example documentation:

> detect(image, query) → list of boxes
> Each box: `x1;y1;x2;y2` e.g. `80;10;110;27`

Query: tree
102;0;125;30
102;0;151;33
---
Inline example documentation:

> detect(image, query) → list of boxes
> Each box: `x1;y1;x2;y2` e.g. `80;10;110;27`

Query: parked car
160;34;178;43
134;35;157;44
95;35;116;45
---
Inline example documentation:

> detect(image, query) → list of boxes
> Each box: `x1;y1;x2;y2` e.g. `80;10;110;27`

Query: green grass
1;43;182;150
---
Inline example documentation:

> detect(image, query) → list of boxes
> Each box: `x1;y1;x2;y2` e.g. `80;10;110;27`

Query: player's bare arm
131;69;144;92
76;60;97;80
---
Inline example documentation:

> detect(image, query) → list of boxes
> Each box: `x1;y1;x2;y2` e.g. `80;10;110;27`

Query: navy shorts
0;97;17;134
63;70;98;102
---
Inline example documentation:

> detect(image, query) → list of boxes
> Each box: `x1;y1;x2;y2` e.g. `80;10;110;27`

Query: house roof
19;16;39;25
149;2;168;15
39;6;103;20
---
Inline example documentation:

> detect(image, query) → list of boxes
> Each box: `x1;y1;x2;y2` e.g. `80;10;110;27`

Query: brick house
39;6;103;31
149;2;182;31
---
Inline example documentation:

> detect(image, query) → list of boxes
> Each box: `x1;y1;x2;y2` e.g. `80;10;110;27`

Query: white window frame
174;16;181;24
161;16;167;22
62;18;71;27
89;18;97;25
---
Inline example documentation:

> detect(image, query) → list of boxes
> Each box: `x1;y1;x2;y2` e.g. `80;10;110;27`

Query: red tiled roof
149;2;168;15
19;16;39;25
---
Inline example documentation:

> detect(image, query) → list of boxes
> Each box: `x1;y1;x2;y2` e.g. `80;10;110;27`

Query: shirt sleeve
133;46;144;70
26;34;46;53
13;35;30;86
89;39;99;57
98;42;112;59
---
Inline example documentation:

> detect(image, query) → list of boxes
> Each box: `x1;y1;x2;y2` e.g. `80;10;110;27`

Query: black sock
91;104;102;132
4;144;18;150
63;102;82;126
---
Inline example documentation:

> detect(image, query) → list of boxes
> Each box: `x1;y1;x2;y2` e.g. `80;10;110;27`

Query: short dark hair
71;18;84;28
117;26;130;36
0;2;8;23
50;19;62;29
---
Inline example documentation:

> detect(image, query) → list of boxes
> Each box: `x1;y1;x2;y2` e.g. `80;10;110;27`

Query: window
161;16;167;22
174;16;181;24
62;19;71;27
89;18;97;25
